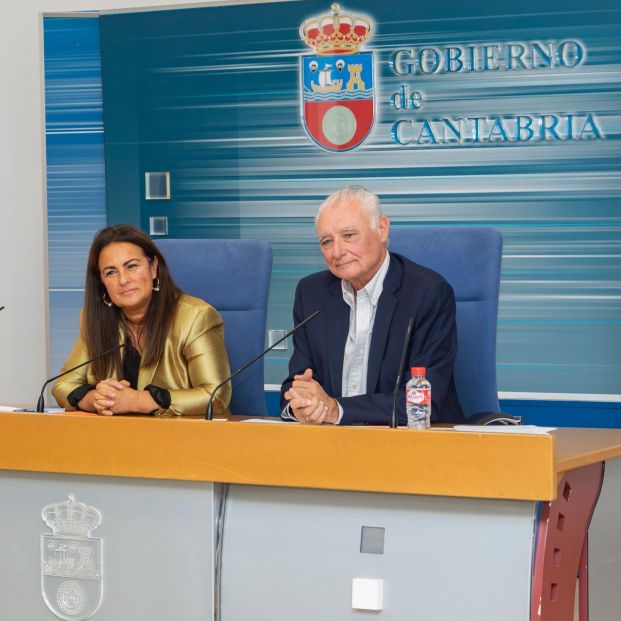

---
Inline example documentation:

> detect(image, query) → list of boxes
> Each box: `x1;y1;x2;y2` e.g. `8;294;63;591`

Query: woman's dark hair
83;224;181;379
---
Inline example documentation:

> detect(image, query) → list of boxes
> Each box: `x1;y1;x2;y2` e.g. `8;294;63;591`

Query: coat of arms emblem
300;3;375;151
41;494;103;620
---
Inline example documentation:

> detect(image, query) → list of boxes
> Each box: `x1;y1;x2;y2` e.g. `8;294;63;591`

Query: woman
52;225;231;416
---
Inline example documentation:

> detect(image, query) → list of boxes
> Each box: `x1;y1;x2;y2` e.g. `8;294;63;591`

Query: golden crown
300;3;372;56
41;494;102;537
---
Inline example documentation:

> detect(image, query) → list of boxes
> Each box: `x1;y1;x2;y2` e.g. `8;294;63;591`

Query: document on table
0;405;65;413
241;418;290;423
453;425;556;434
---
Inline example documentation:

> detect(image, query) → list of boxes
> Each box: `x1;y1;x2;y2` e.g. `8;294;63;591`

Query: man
281;186;464;426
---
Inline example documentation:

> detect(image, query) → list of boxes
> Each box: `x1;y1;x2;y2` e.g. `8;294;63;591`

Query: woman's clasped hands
93;378;135;416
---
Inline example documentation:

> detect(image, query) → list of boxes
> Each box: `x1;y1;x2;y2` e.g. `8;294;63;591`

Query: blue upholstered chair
390;227;517;423
157;239;272;415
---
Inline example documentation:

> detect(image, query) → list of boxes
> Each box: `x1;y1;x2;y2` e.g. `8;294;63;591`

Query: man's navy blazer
281;252;465;425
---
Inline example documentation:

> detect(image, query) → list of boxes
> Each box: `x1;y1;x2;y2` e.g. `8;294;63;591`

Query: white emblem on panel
41;494;103;620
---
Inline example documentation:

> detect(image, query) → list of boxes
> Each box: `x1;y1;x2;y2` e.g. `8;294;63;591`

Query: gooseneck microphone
390;317;414;429
36;343;126;413
0;305;5;311
206;310;320;420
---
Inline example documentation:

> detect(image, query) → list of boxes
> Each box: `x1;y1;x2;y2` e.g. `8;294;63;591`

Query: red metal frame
531;462;605;621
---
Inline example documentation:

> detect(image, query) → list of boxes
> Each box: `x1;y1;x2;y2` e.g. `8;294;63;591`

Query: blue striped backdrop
44;16;106;378
44;1;620;423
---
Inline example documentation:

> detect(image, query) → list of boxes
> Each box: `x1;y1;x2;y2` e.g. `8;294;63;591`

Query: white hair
315;185;382;229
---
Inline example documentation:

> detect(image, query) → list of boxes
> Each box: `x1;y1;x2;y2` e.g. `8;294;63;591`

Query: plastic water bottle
406;367;431;429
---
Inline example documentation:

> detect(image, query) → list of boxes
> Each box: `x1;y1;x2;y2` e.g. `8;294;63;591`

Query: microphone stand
206;310;319;420
390;317;414;429
36;343;125;413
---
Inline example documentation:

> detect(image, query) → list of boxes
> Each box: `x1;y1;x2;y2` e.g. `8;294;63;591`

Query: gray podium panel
221;485;537;621
589;457;621;621
0;470;214;621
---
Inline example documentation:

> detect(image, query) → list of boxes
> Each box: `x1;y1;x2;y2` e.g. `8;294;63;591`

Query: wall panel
44;15;107;384
98;1;621;415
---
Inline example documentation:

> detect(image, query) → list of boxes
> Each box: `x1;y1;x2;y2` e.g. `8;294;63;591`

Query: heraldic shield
301;51;374;151
299;4;375;152
41;495;103;621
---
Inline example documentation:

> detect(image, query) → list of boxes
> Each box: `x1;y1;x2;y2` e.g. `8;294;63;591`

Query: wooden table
1;411;620;620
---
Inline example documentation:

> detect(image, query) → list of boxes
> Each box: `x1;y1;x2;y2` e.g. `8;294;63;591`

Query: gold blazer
52;294;231;416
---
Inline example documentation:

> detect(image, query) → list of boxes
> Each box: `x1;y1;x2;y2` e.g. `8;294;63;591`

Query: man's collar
341;251;390;305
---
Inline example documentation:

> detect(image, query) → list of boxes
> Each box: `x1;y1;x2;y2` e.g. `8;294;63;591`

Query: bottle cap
411;366;426;376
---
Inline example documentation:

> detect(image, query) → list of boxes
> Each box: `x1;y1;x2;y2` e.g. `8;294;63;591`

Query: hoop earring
103;292;113;307
153;276;160;292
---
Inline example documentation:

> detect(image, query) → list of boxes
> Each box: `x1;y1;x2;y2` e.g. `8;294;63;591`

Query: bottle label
407;388;431;405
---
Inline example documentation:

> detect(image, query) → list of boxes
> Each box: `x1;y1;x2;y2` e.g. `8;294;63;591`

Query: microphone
36;343;126;413
390;317;414;429
206;310;320;420
0;305;5;311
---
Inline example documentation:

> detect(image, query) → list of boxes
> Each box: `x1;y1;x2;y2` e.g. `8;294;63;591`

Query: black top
122;339;141;389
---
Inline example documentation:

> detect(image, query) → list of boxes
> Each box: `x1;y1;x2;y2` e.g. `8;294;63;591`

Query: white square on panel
149;216;168;236
145;172;171;200
268;330;288;350
352;577;384;611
